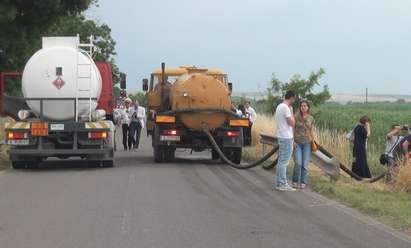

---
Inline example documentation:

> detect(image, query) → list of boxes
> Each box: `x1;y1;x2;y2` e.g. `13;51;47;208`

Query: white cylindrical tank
22;37;102;120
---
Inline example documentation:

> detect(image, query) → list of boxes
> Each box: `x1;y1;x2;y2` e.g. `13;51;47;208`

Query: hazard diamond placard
53;76;65;90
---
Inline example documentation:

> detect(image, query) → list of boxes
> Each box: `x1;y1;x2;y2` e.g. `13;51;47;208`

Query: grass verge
310;173;411;231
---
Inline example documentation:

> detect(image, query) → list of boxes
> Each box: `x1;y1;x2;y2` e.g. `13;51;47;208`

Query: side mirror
120;73;127;89
142;78;149;91
228;82;233;92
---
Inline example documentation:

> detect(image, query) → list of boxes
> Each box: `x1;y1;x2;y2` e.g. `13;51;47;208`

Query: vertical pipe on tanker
160;62;165;111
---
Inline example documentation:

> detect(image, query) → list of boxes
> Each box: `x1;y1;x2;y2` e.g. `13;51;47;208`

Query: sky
86;0;411;95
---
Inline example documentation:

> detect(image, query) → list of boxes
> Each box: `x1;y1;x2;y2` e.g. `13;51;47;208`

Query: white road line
120;212;129;234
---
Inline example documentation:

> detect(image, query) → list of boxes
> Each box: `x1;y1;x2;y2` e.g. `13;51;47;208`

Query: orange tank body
170;73;231;130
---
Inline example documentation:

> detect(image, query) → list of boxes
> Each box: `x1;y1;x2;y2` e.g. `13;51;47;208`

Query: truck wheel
154;145;164;163
223;148;242;164
154;146;175;163
102;160;114;168
211;149;220;160
11;161;26;169
164;147;175;162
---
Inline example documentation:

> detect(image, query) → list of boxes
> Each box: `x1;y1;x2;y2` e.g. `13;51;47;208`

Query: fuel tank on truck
170;73;232;131
22;37;102;120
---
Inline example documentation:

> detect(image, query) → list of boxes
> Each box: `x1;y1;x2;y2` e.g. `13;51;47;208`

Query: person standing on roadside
292;100;315;189
402;134;411;164
244;101;257;146
274;91;297;191
352;116;372;178
384;124;403;166
128;100;146;150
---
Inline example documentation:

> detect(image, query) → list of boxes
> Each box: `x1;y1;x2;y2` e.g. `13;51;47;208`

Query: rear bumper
9;148;112;156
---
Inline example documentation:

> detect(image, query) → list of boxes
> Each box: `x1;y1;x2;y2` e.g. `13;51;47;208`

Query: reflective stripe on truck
85;122;110;129
5;122;30;130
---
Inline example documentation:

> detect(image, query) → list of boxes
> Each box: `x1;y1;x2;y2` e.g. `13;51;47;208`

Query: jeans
292;142;311;184
128;121;142;148
276;138;293;187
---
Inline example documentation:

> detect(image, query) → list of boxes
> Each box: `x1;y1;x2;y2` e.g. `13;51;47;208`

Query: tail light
226;131;240;137
31;122;49;136
88;131;108;139
7;131;28;140
163;129;178;136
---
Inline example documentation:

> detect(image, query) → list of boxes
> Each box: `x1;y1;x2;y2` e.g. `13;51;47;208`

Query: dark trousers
122;124;129;150
128;121;142;149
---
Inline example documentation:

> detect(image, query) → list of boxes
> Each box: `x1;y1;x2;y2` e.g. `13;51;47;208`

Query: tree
265;68;331;112
0;0;95;71
128;92;148;107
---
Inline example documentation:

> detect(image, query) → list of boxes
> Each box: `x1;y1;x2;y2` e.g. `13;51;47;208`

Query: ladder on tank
75;35;96;122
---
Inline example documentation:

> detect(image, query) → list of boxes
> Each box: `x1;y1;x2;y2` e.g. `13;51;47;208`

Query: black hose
262;157;278;170
163;108;239;118
318;146;386;183
203;128;277;169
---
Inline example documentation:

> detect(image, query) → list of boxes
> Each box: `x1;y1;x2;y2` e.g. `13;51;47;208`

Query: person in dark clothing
402;134;411;163
236;104;249;146
352;116;372;178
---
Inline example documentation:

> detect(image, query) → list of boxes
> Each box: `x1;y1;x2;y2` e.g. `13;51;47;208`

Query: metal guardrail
259;133;340;179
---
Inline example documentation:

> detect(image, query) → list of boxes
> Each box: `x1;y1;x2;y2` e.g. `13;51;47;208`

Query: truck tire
154;145;175;163
223;148;242;164
11;161;26;169
102;160;114;168
211;149;220;160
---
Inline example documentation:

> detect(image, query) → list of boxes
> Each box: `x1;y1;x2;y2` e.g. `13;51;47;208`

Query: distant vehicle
143;64;249;163
0;36;124;169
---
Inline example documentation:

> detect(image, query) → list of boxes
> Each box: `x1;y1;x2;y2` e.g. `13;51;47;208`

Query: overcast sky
86;0;411;95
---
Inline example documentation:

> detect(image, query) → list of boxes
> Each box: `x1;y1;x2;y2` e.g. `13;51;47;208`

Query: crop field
312;102;411;166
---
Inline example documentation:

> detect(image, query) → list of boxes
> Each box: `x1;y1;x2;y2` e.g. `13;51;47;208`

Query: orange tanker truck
142;63;249;163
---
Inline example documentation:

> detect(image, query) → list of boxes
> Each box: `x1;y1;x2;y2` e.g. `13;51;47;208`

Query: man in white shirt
129;100;146;150
244;101;257;146
274;91;297;191
115;98;133;151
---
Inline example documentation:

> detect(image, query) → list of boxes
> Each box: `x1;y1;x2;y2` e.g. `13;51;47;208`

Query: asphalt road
0;132;410;248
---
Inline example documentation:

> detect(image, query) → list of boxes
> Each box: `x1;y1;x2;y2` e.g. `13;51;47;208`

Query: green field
313;102;411;167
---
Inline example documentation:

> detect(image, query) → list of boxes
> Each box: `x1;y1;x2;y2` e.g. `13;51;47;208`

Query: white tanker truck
1;36;117;169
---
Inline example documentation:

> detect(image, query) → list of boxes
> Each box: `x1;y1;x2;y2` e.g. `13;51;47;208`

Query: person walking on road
292;100;315;189
352;116;372;178
244;101;257;146
117;98;132;151
128;100;146;150
274;91;297;191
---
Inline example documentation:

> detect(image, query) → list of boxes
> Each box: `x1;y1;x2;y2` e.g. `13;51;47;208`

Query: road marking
120;173;136;235
120;212;129;234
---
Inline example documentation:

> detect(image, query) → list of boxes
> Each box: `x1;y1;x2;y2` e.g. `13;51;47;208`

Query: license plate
50;124;64;131
160;135;180;142
7;139;29;145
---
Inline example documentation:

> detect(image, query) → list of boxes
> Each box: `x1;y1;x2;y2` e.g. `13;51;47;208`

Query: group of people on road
115;98;146;151
272;90;411;191
236;101;257;146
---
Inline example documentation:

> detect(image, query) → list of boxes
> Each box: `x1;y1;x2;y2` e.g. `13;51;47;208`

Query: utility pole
365;88;368;104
